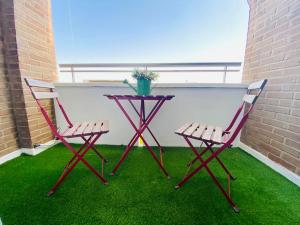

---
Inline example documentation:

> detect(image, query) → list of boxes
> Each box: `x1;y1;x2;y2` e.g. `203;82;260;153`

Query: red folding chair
25;78;109;196
174;79;267;213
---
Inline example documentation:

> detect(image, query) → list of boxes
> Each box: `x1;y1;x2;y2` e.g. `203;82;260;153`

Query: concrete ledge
54;82;248;89
0;140;59;165
238;141;300;187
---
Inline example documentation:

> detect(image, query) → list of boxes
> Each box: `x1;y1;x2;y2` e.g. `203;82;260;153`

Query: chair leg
202;141;236;180
175;159;205;189
63;136;92;170
204;161;239;212
175;138;211;189
56;139;90;187
175;137;239;212
186;143;208;167
48;134;108;196
209;148;236;180
79;136;106;178
184;145;207;178
188;141;236;180
81;136;107;162
92;146;108;163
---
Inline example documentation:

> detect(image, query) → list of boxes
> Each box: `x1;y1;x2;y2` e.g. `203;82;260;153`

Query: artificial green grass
0;144;300;225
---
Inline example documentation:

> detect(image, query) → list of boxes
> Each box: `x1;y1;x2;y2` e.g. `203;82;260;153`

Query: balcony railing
58;62;242;83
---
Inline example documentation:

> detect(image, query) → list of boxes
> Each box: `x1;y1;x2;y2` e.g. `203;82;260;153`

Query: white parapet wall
54;83;247;146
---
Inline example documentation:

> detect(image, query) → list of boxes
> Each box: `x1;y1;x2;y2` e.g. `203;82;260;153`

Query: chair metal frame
175;79;267;213
24;78;109;196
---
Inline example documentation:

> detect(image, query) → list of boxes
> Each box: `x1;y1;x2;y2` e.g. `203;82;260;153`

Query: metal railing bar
58;62;242;84
60;69;240;73
59;62;241;68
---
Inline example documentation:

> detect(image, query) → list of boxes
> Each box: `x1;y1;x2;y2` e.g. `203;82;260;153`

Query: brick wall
0;2;19;157
0;0;57;156
14;0;57;146
241;0;300;176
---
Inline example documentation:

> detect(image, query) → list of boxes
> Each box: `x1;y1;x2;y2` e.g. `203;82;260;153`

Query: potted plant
123;69;158;96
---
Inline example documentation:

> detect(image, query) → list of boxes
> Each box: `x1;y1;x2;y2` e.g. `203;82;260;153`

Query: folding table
105;95;174;178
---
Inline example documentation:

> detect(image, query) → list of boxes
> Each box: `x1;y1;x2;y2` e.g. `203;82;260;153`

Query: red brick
262;118;289;129
271;140;299;158
268;153;296;172
264;105;290;114
281;153;300;168
259;143;281;157
266;92;294;99
285;139;300;150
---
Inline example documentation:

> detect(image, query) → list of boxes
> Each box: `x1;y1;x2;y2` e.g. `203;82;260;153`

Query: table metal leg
129;98;165;164
111;97;170;177
110;132;139;175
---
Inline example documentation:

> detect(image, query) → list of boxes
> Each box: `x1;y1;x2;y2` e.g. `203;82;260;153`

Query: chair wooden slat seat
175;122;192;134
74;122;89;135
202;126;214;140
63;121;109;138
212;126;223;144
62;122;81;137
183;122;199;136
84;122;95;134
192;124;207;139
99;120;109;133
92;120;109;134
176;123;225;144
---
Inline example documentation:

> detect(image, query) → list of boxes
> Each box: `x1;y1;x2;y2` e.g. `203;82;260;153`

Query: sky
52;0;249;64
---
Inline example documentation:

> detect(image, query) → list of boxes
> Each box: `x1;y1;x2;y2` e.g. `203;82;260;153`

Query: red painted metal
128;98;165;162
181;137;238;210
25;79;108;196
55;98;73;127
81;136;106;161
224;103;244;132
49;133;107;196
105;95;174;101
112;97;168;176
175;106;253;213
188;141;235;179
64;135;93;169
174;80;267;213
106;95;174;178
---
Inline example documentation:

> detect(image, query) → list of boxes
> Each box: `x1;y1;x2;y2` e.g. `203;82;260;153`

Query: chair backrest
24;78;73;135
223;79;267;146
243;79;268;105
24;78;59;100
